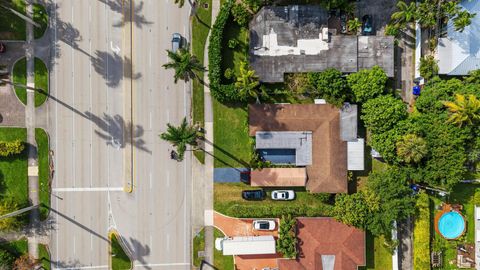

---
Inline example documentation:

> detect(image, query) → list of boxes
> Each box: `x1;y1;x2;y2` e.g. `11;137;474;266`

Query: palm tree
162;48;206;83
235;61;260;102
396;134;428;163
347;18;362;34
443;94;480;127
391;0;417;27
160;118;198;161
453;10;476;32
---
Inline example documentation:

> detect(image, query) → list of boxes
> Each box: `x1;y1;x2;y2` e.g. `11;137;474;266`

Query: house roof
249;104;348;193
278;218;366;270
249;5;394;82
250;168;307;187
256;131;312;166
437;0;480;75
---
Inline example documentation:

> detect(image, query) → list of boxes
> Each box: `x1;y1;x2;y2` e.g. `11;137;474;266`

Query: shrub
208;0;239;103
0;250;15;269
413;192;430;270
307;68;349;107
276;215;297;258
224;68;234;80
347;66;388;103
232;3;252;26
361;95;408;134
419;55;439;80
0;139;24;157
473;189;480;205
227;39;238;49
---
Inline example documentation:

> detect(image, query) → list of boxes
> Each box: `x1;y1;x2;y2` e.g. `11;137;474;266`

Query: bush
419;55;439;80
224;68;234;80
227;39;238;49
361;95;408;134
413;192;430;270
347;66;388;103
474;189;480;205
276;215;297;258
307;68;349;107
0;140;24;157
231;3;252;26
0;249;15;269
208;0;239;103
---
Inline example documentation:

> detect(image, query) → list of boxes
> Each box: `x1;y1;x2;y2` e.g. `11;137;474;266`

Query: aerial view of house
0;0;479;269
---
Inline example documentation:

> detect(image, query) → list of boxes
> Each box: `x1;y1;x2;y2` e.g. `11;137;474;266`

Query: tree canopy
347;66;388;103
307;68;349;107
361;95;407;134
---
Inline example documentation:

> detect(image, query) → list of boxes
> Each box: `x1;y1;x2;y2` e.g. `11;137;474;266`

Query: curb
108;230;133;270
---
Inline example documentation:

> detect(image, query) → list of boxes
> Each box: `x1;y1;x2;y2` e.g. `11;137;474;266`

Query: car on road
171;33;182;53
362;15;373;35
242;189;266;200
253;220;276;231
271;190;295;201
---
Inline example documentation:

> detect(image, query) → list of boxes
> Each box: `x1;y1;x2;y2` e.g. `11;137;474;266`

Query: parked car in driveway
171;33;182;53
253;220;276;231
271;190;295;201
362;15;373;35
242;189;266;200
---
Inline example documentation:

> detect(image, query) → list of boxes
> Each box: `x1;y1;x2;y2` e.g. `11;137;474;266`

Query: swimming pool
438;211;466;239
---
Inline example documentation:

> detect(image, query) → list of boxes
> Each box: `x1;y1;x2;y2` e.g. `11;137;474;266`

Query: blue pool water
438;211;465;239
258;149;296;164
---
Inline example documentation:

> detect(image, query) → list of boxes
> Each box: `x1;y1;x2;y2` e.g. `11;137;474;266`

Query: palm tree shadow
97;0;153;29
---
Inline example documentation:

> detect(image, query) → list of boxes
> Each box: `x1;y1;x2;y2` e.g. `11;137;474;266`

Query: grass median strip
13;57;49;107
36;128;50;220
110;232;132;270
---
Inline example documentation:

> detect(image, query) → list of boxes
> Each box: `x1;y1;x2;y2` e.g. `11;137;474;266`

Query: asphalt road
47;1;191;269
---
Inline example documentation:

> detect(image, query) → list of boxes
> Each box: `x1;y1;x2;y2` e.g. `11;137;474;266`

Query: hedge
208;0;239;103
413;192;431;270
217;203;333;218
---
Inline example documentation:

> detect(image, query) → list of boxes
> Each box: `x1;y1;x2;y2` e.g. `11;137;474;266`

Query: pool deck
475;206;480;270
434;204;466;240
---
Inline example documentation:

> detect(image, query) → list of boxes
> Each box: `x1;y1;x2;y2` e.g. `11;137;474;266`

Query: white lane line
53;187;124;192
54;266;108;270
166;170;170;187
149;111;152;129
90;233;93;251
149;50;152;67
166;234;170;250
149;172;153;189
166;109;170;122
73;236;76;255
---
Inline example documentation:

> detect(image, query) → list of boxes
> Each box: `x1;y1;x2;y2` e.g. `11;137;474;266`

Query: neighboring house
249;5;394;83
249;103;364;193
278;217;366;270
437;1;480;75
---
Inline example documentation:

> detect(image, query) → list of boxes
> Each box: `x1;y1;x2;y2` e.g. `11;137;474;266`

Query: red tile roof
278;218;366;270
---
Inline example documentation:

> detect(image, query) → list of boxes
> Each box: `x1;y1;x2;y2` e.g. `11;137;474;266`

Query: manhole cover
203;3;209;9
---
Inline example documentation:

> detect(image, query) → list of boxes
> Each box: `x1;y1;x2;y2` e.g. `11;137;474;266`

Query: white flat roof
347;138;365;171
221;235;276;256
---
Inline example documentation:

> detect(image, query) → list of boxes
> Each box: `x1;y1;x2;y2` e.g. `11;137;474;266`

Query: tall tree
443;94;480;127
347;66;387;102
307;68;349;107
235;61;260;102
396;134;428;163
453;10;476;32
160;117;198;161
162;48;206;83
391;1;417;27
361;95;408;134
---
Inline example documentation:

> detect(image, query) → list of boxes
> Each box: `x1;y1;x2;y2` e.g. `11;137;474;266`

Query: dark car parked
242;189;266;200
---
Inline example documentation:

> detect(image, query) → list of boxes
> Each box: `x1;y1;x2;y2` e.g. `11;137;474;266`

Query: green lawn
193;228;205;267
214;182;333;218
214;228;234;270
0;1;48;40
212;99;251;168
191;0;212;164
220;18;249;82
13;57;49;107
361;234;392;270
36;128;50;220
39;244;51;270
110;233;132;270
0;128;29;210
429;183;480;269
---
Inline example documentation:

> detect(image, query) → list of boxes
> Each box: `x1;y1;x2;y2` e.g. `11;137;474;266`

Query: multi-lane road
46;0;192;268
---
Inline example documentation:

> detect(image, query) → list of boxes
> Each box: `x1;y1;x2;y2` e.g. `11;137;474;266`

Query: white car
253;220;276;231
271;190;295;201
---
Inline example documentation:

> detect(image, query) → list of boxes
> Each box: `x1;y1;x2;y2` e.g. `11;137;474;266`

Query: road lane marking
166;170;170;187
53;187;124;192
134;263;190;267
73;235;76;255
54;266;108;270
166;233;170;250
149;172;153;189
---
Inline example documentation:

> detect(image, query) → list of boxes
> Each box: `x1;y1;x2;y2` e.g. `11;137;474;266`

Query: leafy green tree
391;1;417;27
347;18;362;34
0;139;24;157
464;69;480;84
453;10;476;32
235;61;260;102
443;94;480;127
396;134;428;163
333;191;378;230
276;215;297;258
347;66;388;103
415;77;463;114
366;168;416;236
308;68;349;107
160;117;198;161
385;23;400;37
232;3;252;26
163;49;206;83
419;55;439;80
361;95;407;134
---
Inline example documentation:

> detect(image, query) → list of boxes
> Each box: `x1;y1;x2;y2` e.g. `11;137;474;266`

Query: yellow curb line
108;230;133;270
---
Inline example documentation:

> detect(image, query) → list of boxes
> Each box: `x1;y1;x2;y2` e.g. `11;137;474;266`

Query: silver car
171;33;182;53
271;190;295;201
253;220;276;231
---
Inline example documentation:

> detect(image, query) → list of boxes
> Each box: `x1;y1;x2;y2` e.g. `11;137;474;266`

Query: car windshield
284;193;289;199
259;223;268;229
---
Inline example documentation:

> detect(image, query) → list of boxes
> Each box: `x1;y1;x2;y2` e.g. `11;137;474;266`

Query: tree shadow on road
90;50;141;88
124;237;151;269
98;0;153;29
